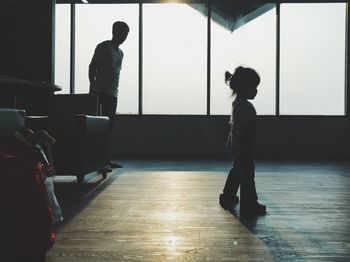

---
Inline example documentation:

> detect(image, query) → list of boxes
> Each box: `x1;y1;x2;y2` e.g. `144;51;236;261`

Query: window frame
54;1;349;117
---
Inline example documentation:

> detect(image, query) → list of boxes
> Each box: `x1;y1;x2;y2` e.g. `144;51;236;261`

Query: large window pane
143;4;207;115
280;3;346;115
211;8;276;115
55;4;70;94
75;4;139;114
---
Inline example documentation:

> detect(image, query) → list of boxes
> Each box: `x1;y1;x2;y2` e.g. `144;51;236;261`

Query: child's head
225;66;260;99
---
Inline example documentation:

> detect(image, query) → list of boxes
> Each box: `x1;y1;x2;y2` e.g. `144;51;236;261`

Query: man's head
112;21;129;45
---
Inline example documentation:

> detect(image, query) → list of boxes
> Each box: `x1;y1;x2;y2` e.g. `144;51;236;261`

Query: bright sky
55;3;346;115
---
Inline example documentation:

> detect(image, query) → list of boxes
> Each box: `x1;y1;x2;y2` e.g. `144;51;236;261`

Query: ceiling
189;1;275;32
54;1;347;32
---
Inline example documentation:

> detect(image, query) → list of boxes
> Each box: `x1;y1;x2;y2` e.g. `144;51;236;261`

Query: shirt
229;97;257;163
89;40;124;97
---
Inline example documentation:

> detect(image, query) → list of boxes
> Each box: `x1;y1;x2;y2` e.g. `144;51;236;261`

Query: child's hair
225;66;260;96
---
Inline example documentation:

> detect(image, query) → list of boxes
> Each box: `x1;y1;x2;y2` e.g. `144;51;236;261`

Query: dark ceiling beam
209;2;276;32
55;1;350;3
54;0;348;32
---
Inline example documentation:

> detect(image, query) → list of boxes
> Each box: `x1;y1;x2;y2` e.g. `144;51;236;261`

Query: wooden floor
47;160;350;261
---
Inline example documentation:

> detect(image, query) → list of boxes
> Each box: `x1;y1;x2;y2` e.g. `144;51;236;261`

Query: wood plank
47;161;350;261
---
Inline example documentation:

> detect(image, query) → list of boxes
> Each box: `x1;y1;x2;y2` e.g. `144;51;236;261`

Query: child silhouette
219;66;266;215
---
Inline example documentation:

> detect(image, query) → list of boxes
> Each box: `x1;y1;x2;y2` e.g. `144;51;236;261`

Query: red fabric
0;137;55;259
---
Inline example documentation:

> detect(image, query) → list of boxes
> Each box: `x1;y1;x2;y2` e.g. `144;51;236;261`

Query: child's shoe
240;201;266;215
219;194;239;210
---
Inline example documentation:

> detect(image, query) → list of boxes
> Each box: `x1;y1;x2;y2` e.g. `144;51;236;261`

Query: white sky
55;3;346;115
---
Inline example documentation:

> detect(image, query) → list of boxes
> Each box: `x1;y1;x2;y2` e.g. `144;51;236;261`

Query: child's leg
240;168;258;203
222;165;240;198
220;165;240;209
239;162;266;214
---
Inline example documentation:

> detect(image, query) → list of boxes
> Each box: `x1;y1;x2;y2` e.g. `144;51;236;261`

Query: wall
110;115;350;160
0;0;54;83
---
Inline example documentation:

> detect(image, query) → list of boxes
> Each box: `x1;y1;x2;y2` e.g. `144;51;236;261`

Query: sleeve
231;103;256;169
89;45;100;84
89;45;100;69
119;50;124;70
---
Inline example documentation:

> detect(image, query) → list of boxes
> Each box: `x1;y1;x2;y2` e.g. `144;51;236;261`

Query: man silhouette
89;21;129;170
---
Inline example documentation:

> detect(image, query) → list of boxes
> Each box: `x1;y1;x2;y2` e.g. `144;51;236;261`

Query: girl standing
219;66;266;215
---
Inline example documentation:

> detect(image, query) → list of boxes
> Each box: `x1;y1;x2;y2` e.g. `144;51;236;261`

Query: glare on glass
280;3;346;115
75;4;139;114
143;4;207;115
55;4;71;94
211;8;276;115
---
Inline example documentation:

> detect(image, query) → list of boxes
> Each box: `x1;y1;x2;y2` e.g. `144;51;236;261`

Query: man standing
89;21;129;170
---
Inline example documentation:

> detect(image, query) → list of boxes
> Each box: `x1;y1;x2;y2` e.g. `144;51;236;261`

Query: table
0;75;62;115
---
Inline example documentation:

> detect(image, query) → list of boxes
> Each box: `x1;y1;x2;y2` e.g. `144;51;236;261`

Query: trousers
91;91;118;135
222;162;258;203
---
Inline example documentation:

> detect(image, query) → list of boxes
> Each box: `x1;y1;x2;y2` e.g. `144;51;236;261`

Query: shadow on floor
228;208;263;234
228;207;306;261
53;170;122;232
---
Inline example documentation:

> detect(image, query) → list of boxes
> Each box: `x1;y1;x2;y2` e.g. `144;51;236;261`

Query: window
55;4;71;94
211;8;276;115
56;2;348;116
75;4;139;114
143;4;207;115
280;3;346;115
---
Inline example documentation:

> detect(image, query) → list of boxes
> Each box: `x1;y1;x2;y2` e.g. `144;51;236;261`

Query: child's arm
232;104;256;171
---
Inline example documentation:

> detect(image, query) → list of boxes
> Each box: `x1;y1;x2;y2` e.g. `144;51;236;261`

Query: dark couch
0;108;26;136
26;94;110;184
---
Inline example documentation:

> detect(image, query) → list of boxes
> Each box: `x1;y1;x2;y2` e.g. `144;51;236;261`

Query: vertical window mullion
207;1;211;115
52;2;55;84
276;3;280;116
70;2;75;94
139;2;143;115
346;2;349;116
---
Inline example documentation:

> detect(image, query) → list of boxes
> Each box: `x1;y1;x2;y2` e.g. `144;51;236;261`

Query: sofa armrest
76;115;109;171
0;109;25;136
51;115;109;175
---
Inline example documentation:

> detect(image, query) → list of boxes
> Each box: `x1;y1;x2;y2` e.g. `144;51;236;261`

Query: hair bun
225;71;232;83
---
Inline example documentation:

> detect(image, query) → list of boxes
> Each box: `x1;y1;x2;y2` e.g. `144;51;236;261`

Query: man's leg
96;92;117;134
93;92;122;169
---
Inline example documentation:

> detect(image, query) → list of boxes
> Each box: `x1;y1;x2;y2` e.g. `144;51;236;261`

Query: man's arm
89;47;98;85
